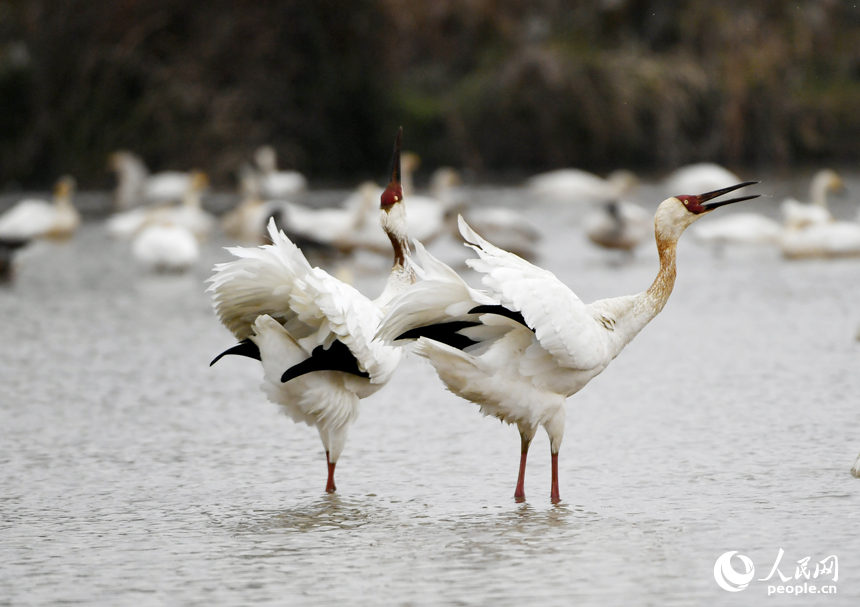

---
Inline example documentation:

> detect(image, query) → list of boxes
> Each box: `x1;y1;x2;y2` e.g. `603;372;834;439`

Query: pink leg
325;451;337;493
514;432;532;500
550;453;560;504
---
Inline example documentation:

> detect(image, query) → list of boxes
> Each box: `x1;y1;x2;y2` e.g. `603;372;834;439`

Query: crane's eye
676;194;705;214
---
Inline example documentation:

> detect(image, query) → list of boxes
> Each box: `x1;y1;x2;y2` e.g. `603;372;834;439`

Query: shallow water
2;181;859;605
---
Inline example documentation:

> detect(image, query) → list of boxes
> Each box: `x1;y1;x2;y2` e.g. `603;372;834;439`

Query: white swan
0;176;79;240
691;213;782;246
780;169;845;229
132;223;200;272
527;168;638;203
275;181;380;252
780;221;860;259
107;171;214;240
221;167;274;244
109;150;195;209
691;171;845;247
665;163;740;195
254;146;308;198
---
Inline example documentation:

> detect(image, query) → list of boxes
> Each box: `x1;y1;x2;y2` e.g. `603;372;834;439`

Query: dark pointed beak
698;181;761;210
388;127;402;186
380;127;404;208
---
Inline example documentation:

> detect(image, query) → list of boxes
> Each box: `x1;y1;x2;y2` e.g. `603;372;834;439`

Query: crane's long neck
374;203;417;308
643;235;678;317
606;234;678;351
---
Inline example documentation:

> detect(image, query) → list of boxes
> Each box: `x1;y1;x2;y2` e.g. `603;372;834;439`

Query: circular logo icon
714;551;755;592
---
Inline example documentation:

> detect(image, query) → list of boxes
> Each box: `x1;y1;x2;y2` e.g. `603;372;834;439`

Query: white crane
0;175;79;241
526;168;638;203
208;129;415;493
376;182;759;503
852;453;860;478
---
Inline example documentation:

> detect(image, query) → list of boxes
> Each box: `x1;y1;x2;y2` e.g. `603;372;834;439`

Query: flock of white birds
2;134;859;497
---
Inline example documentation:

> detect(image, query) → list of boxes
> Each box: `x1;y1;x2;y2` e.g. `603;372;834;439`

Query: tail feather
412;337;491;403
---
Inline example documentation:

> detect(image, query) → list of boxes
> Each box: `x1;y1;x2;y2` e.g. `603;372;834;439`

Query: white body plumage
664;163;740;194
0;176;79;240
132;223;200;272
527;169;637;203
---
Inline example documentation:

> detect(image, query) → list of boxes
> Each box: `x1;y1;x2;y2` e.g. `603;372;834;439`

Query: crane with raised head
208;129;415;493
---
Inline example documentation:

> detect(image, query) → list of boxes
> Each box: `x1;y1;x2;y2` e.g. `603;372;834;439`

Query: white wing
458;216;609;371
375;239;495;343
209;218;397;384
294;269;399;384
208;218;314;340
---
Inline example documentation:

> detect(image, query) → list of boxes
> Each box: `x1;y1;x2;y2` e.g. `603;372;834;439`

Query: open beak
697;181;760;211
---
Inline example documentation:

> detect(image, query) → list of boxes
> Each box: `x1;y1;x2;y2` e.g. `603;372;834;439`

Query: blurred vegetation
1;0;859;187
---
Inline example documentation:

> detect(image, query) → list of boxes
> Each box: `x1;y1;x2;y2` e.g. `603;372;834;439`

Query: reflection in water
238;494;380;534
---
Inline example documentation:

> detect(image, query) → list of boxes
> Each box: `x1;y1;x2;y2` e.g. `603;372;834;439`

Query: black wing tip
210;339;261;367
468;305;531;331
281;341;370;384
395;321;482;351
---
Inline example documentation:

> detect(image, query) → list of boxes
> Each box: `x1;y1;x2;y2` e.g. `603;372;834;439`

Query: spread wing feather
208;218;313;340
209;218;397;384
458;216;609;370
295;268;398;384
375;240;495;343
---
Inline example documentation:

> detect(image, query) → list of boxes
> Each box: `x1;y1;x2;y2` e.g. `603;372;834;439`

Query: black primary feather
468;305;532;331
210;339;261;366
396;320;482;351
281;340;370;383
